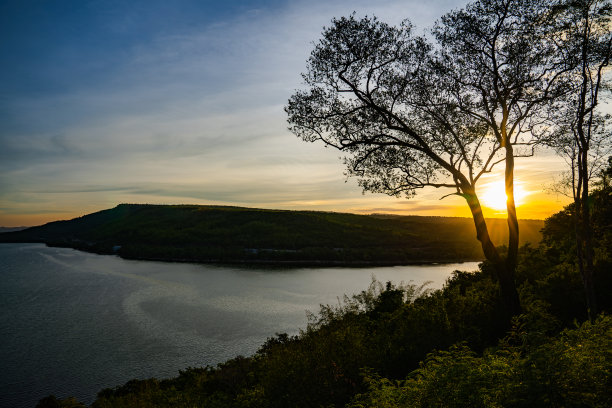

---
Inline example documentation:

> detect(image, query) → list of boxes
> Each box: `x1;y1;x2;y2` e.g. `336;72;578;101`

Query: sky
0;0;573;227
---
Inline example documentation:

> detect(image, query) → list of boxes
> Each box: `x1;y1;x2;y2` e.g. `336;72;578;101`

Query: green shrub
348;316;612;408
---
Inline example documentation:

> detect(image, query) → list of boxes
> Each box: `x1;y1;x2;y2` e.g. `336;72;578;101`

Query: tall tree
286;1;567;318
546;0;611;321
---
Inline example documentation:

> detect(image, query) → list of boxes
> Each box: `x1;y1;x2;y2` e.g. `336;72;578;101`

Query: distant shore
38;241;483;267
0;204;542;268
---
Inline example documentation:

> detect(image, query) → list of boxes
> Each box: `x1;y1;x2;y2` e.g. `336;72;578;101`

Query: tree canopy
286;0;574;317
542;0;612;321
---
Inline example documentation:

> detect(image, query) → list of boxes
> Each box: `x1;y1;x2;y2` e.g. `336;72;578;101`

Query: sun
480;181;529;212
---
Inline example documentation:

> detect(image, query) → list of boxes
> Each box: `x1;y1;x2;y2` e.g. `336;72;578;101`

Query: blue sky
0;0;570;226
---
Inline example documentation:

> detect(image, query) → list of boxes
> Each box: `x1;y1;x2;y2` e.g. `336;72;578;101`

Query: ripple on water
0;243;479;407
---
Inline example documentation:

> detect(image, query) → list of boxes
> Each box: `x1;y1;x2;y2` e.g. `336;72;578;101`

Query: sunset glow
480;181;530;212
0;0;573;227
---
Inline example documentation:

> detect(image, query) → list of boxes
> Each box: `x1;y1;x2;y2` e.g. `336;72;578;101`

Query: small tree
545;0;611;321
286;0;568;318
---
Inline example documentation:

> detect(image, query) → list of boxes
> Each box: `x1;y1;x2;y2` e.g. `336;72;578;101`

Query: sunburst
480;181;529;211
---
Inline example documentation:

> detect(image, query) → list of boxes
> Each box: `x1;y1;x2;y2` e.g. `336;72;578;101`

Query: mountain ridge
0;204;544;265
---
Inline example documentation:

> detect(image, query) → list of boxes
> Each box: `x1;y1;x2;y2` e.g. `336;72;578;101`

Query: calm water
0;243;479;407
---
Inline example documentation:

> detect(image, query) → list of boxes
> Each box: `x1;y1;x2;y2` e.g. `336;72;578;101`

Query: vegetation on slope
37;185;611;408
0;205;542;264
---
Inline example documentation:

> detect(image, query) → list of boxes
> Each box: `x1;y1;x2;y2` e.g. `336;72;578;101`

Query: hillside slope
0;204;543;264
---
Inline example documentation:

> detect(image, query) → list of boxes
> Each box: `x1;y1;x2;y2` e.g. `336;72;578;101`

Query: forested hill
0;204;543;264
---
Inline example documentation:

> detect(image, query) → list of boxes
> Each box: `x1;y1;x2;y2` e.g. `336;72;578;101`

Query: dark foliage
38;185;610;408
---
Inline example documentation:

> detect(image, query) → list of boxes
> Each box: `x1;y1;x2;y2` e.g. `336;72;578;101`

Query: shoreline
1;241;484;268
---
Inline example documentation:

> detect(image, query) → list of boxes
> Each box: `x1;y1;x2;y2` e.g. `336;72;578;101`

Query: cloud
362;204;453;214
4;0;574;226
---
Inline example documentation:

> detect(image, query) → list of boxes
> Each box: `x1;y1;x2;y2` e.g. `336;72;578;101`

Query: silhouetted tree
544;0;612;321
286;0;568;318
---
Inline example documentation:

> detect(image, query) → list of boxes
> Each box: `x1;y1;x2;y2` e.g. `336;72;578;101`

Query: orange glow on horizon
0;182;572;227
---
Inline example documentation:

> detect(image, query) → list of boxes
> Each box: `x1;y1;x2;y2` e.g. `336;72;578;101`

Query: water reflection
0;243;479;407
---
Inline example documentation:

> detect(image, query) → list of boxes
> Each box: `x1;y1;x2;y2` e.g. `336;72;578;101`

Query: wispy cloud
1;0;572;226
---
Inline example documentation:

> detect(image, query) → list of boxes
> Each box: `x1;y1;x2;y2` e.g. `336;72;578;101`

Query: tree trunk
578;149;597;321
505;147;519;275
579;0;606;322
574;3;599;321
463;187;522;318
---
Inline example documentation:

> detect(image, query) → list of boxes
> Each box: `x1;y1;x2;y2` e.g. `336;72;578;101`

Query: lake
0;243;479;407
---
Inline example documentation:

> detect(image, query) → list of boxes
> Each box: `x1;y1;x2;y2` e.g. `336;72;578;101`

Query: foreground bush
348;315;612;408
